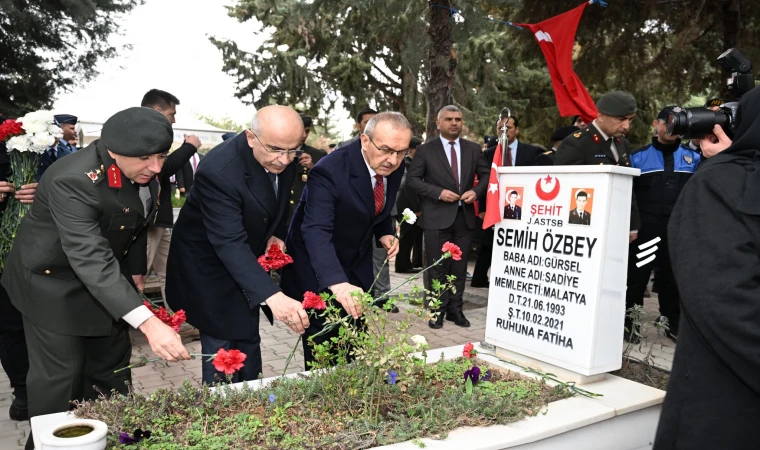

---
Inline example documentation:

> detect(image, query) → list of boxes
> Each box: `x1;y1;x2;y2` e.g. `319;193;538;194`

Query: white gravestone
484;166;640;380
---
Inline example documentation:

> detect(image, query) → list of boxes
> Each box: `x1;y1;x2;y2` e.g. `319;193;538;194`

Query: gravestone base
495;346;605;386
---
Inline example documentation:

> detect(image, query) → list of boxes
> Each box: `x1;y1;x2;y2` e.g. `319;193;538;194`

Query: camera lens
666;107;730;139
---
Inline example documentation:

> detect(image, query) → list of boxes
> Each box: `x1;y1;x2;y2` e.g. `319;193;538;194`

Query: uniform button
291;190;294;194
132;236;137;241
44;270;51;275
290;200;294;204
119;225;125;230
263;218;268;223
123;250;128;255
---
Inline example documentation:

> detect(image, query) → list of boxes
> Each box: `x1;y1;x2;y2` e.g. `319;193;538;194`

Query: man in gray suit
406;105;489;329
2;108;190;449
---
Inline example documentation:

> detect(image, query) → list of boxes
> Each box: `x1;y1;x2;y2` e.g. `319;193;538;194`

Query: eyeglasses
250;131;302;156
365;134;409;155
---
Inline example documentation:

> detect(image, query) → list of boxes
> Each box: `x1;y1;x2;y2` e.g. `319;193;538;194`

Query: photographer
653;86;759;449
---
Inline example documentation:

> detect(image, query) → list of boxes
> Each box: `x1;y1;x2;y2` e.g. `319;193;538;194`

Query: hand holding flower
330;282;364;319
264;292;310;334
379;234;399;259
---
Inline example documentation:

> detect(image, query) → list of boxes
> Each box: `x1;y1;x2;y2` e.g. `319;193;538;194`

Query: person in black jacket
0;116;38;422
394;136;423;273
140;90;199;306
471;115;540;288
653;86;760;450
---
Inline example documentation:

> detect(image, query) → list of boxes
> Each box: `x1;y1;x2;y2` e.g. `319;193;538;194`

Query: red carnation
0;119;24;142
144;300;186;332
258;244;294;272
442;242;462;261
302;291;327;310
212;348;247;375
168;309;187;332
463;342;477;358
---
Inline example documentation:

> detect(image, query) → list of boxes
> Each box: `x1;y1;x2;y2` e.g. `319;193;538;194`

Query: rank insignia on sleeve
683;154;693;164
594;154;607;158
108;164;123;189
85;169;101;183
593;134;601;144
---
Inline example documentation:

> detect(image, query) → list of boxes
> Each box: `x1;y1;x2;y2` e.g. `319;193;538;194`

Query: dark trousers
200;333;263;385
301;311;364;370
626;226;680;331
424;209;474;314
0;283;28;399
471;226;494;286
23;317;132;450
395;220;423;272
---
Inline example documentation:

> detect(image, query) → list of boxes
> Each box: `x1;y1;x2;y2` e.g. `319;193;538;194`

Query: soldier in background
37;114;78;179
554;90;641;242
286;114;327;225
535;125;579;165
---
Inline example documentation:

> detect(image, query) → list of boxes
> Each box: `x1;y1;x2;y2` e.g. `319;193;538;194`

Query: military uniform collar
591;120;610;142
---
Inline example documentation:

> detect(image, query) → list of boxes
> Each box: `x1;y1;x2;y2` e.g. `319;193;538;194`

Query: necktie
449;141;459;189
267;172;278;199
138;185;152;217
373;174;384;216
192;154;198;173
505;143;513;166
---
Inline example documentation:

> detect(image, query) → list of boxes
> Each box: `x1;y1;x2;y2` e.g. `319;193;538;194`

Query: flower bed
74;353;573;449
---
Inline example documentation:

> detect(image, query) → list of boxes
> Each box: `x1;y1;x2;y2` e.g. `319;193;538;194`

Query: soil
612;358;670;390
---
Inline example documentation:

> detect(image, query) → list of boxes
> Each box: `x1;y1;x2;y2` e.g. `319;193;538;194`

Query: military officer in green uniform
535;125;579;166
286;114;327;224
1;107;190;449
554;90;642;239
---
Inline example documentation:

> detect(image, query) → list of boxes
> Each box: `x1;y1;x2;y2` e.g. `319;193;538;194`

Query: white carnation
21;120;47;134
402;208;417;225
48;124;61;134
30;133;55;153
410;335;428;349
7;135;30;152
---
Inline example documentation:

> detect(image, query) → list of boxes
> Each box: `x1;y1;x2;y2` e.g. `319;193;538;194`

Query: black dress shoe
9;394;28;421
428;311;444;329
446;312;471;328
470;280;489;288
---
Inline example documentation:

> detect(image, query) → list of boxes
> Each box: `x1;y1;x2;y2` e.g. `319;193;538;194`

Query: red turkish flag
515;3;598;123
482;143;503;230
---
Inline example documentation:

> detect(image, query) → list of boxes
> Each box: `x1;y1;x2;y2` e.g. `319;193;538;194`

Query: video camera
666;48;754;140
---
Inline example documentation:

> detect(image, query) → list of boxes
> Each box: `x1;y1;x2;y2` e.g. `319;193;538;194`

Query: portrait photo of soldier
503;187;523;220
568;189;593;225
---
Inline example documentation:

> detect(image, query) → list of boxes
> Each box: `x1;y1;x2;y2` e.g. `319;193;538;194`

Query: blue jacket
37;138;77;180
630;138;701;227
281;140;404;297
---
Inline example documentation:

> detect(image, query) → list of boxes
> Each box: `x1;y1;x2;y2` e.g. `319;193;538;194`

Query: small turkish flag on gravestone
482;143;503;230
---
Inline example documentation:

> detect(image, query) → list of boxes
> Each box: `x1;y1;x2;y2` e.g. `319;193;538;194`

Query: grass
75;357;572;449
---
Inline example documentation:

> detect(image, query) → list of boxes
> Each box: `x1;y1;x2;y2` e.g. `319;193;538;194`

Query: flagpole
499;107;511;166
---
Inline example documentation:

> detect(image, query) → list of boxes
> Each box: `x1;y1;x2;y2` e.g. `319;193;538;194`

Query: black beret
597;91;637;116
410;136;423;148
101;107;173;157
551;126;579;141
299;114;313;128
54;114;78;125
221;132;236;141
656;106;677;121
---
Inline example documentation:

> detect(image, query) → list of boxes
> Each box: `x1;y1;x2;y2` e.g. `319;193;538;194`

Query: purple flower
481;369;492;382
119;432;136;444
387;370;398;385
464;366;481;385
269;393;276;403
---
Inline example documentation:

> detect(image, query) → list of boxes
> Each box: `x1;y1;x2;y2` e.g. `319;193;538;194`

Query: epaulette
542;150;553;155
573;128;590;139
84;164;106;184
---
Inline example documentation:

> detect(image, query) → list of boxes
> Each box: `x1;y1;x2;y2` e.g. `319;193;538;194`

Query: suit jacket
479;141;541;204
153;142;197;228
554;123;641;230
175;153;202;193
165;133;295;341
568;209;591;225
286;144;327;224
281;140;403;297
406;138;489;230
36;138;78;180
2;141;159;336
395;156;421;216
503;204;521;220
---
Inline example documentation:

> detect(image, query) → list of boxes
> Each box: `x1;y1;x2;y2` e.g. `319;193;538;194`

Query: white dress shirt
592;120;619;161
363;154;387;202
440;136;462;184
508;139;519;165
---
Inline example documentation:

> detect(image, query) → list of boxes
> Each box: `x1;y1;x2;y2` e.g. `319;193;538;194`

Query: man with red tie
406;106;490;329
471;115;541;288
281;112;410;367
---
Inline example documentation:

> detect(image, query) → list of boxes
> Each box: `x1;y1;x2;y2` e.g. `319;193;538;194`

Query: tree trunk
720;0;741;97
425;1;456;141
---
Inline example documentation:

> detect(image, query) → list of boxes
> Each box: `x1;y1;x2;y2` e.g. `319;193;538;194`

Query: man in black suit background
471;115;540;288
407;105;489;329
166;106;310;385
394;136;424;273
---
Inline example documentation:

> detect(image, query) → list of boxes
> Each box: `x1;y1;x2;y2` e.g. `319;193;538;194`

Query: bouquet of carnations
0;111;61;270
